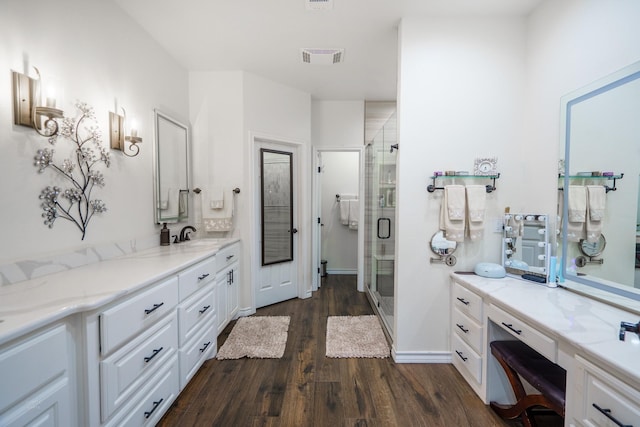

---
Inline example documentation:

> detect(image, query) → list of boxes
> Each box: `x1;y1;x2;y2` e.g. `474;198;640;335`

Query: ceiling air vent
301;48;345;65
306;0;333;11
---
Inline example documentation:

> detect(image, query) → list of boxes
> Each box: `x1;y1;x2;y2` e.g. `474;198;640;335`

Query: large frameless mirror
153;110;190;224
559;60;640;302
261;148;293;265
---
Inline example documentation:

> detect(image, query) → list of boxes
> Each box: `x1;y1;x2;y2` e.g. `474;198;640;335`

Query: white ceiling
113;0;541;101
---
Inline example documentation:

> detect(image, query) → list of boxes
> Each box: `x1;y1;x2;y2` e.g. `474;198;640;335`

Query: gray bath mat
326;315;390;358
216;316;290;359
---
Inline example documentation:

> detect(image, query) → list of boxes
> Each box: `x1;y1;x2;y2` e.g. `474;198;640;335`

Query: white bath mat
325;315;390;358
216;316;290;359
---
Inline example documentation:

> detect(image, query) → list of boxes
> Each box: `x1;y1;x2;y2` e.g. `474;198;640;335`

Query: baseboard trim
392;350;452;364
236;307;255;318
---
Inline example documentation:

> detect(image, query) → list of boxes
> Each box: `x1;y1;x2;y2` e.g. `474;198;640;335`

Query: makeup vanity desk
450;272;640;427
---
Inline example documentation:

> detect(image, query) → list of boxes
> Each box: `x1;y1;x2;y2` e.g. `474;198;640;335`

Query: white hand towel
201;188;234;232
163;187;180;219
339;199;350;225
208;187;224;210
439;185;465;242
566;185;586;242
586;185;606;242
348;199;359;230
568;185;587;222
465;185;486;242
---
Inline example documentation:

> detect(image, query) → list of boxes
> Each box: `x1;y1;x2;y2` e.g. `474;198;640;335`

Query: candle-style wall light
109;108;142;157
12;67;64;137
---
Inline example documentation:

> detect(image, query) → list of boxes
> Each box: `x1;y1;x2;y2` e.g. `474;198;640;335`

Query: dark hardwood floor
158;275;563;426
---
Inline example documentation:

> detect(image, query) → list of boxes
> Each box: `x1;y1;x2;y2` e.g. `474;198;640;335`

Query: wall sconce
12;67;64;137
109;108;142;157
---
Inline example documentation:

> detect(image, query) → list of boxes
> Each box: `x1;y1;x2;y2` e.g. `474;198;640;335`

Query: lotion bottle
160;223;170;246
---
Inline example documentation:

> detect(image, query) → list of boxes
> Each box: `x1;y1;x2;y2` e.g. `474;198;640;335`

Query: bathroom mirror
153;110;190;224
260;148;293;266
579;235;606;258
430;230;457;255
560;60;640;300
502;214;549;280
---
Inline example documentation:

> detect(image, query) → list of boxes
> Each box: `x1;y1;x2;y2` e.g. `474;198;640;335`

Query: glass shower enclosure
364;112;397;336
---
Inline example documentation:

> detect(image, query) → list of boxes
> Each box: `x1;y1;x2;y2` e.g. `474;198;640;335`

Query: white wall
320;152;359;273
189;71;311;312
394;0;640;358
396;16;527;356
312;100;364;148
0;0;188;265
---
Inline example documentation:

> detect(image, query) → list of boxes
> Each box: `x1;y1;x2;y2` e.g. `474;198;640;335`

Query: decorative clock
473;157;498;176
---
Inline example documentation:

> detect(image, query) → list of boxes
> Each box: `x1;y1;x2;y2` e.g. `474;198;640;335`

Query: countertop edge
0;238;239;346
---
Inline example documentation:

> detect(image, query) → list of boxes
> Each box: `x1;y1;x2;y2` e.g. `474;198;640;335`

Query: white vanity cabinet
0;322;75;426
572;356;640;427
176;255;217;389
215;242;240;334
88;275;180;426
450;280;486;400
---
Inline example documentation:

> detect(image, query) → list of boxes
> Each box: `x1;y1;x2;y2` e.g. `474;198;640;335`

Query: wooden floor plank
159;275;563;427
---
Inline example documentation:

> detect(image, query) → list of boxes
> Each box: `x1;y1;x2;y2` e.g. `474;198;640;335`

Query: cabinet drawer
452;307;483;355
451;333;482;385
105;356;179;427
0;376;71;427
100;276;179;355
0;324;68;414
100;312;178;421
216;243;240;272
178;256;216;300
179;317;216;389
178;284;215;346
577;356;640;427
488;304;556;362
452;282;483;322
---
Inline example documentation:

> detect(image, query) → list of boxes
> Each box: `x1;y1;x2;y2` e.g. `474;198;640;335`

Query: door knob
292;228;298;234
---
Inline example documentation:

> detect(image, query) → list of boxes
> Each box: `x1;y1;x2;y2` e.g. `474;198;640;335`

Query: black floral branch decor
33;101;110;240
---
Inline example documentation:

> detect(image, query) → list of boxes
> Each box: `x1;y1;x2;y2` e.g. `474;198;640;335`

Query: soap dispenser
160;223;170;246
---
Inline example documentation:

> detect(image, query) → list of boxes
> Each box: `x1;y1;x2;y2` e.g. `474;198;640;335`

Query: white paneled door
255;140;299;308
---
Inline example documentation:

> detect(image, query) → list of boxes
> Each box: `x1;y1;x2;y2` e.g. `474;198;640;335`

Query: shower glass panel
364;112;397;335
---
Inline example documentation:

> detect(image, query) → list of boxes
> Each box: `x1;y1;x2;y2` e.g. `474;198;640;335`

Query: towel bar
427;173;499;193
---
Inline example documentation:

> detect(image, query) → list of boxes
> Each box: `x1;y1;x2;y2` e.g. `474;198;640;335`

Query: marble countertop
0;238;238;346
451;273;640;388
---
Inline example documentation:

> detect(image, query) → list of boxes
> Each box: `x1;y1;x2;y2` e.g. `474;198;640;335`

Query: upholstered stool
489;340;566;427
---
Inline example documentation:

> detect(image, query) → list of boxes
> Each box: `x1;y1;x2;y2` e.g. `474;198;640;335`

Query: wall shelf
558;173;624;193
427;173;500;193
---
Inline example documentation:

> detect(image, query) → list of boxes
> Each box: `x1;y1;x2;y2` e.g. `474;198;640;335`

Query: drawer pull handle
456;323;469;333
144;302;164;315
144;398;164;419
501;322;522;335
198;273;210;280
456;297;470;305
455;350;468;362
144;347;164;363
592;403;633;427
226;254;234;261
199;305;211;314
199;341;211;353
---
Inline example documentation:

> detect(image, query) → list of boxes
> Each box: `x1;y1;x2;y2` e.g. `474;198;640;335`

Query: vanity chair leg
489;341;566;427
490;350;537;427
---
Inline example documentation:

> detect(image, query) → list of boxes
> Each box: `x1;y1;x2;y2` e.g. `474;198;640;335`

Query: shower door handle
377;218;391;239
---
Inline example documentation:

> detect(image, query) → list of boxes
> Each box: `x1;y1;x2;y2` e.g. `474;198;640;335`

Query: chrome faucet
179;225;196;242
619;320;640;341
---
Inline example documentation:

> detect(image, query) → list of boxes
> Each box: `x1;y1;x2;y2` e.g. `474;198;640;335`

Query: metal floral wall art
33;101;110;240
